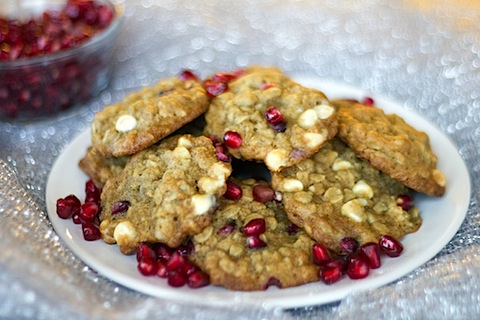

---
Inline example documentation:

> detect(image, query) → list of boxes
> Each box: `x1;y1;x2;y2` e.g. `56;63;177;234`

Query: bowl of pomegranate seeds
0;0;123;120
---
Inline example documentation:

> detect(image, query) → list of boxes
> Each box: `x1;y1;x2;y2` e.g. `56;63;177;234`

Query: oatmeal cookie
204;66;337;172
333;99;446;196
99;134;232;254
271;138;422;254
78;147;128;188
91;75;210;157
191;178;318;291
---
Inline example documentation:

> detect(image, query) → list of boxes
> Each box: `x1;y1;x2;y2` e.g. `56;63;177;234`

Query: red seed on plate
346;254;370;279
339;237;359;255
136;243;156;263
56;194;81;219
178;70;199;81
79;202;99;223
379;235;404;257
187;270;210;288
312;243;330;265
359;242;382;269
81;222;101;241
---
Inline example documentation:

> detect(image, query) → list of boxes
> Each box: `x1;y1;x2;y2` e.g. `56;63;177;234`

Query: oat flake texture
1;0;480;319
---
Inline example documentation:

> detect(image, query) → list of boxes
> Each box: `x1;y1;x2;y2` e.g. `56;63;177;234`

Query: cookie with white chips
99;134;232;254
204;66;337;172
92;73;209;157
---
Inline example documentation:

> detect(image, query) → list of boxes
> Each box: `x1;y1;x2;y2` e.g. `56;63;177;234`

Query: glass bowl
0;0;123;120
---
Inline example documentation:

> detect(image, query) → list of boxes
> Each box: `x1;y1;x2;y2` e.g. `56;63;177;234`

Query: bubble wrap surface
1;0;480;319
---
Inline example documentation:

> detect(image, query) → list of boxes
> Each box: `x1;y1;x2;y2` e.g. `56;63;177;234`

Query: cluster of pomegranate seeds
0;0;116;119
136;241;209;289
56;179;102;241
264;106;287;132
223;131;243;149
243;218;267;249
316;235;404;285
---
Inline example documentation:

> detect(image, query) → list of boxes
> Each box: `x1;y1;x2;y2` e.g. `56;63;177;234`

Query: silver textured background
1;0;480;318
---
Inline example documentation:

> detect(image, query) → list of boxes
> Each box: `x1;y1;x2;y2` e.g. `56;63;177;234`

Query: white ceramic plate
45;78;471;309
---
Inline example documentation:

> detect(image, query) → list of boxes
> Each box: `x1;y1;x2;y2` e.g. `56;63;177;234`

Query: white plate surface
46;78;471;309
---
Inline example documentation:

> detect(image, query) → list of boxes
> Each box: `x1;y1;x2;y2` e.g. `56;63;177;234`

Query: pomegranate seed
252;184;275;203
81;222;101;241
136;243;156;263
166;252;188;272
264;106;285;126
320;261;344;285
286;223;299;235
183;261;198;276
156;260;168;278
272;121;287;133
188;270;210;288
72;213;82;224
215;151;231;162
85;179;101;204
260;83;275;90
223;131;242;149
168;270;188;287
243;218;266;236
217;220;236;236
263;276;282;289
178;70;199;81
176;240;195;256
212;73;237;83
111;200;130;215
224;180;243;200
153;243;174;261
347;254;370;280
359;242;382;269
246;235;267;249
396;194;414;211
379;235;404;257
312;243;330;266
339;237;359;254
56;194;81;219
137;259;158;276
79;202;99;223
204;79;228;97
362;97;375;106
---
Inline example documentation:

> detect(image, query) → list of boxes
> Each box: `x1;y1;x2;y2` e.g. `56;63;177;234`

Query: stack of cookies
79;66;446;290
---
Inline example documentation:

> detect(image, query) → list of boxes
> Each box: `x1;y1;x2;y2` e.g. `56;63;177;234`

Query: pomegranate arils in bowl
379;235;404;257
56;194;81;219
242;218;266;236
252;184;275;203
223;131;242;149
0;0;122;119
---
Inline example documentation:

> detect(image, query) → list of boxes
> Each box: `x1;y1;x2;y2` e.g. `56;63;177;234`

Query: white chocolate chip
352;180;374;199
297;109;318;129
265;148;288;171
332;158;353;171
303;132;326;148
191;194;215;215
341;199;367;222
282;178;304;192
314;104;335;119
113;221;137;243
432;169;446;187
197;176;224;194
177;136;193;148
173;146;191;159
115;115;137;132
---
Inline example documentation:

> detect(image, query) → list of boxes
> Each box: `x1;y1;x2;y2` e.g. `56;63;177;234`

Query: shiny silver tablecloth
1;0;480;318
